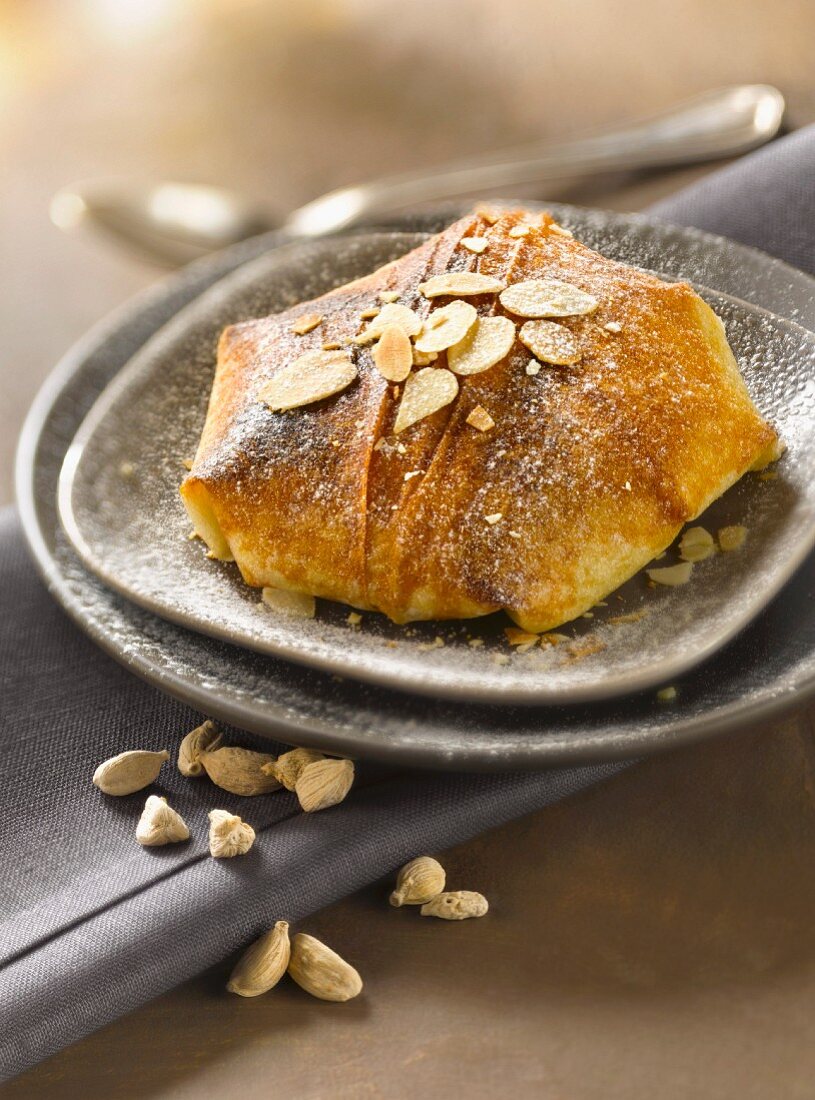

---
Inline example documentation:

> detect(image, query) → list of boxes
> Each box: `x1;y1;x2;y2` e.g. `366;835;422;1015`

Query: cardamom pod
177;719;223;777
420;890;489;920
262;747;323;791
92;749;169;796
200;746;281;796
288;933;362;1002
389;856;446;907
135;795;190;846
227;920;290;997
208;809;256;857
295;758;354;813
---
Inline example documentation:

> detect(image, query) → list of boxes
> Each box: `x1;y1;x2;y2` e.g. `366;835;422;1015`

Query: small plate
57;224;815;705
16;203;815;767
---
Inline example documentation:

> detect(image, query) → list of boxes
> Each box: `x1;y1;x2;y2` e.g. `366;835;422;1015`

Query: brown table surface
3;2;815;1096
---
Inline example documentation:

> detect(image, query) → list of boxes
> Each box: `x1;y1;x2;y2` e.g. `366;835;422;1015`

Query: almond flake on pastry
393;368;459;434
447;315;516;376
419;272;506;298
356;303;422;343
414;301;478;354
259;350;357;411
518;320;581;365
291;313;323;335
372;324;413;382
500;278;598;318
466;405;496;432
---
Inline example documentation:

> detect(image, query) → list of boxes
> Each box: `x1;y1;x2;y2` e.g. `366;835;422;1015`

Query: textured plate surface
15;204;815;768
58;224;815;703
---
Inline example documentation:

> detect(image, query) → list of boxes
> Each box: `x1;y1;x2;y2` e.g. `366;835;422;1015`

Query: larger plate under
16;204;815;768
57;224;815;704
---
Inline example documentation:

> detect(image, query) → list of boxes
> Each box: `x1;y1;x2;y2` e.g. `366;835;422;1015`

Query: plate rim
54;233;815;704
14;203;815;769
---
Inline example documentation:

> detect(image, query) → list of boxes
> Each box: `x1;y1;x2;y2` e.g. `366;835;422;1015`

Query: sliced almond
414;301;477;354
448;315;516;376
718;525;748;552
419;272;506;298
604;320;622;333
608;609;649;625
679;526;716;563
466;405;495;432
394;368;458;434
259;351;357;411
508;225;530;238
567;637;606;660
646;562;693;587
505;627;539;646
500;278;598;318
372;324;413;382
379;290;400;303
548;223;573;238
525;360;541;376
461;236;488;254
261;587;316;618
291;313;322;336
484;512;503;525
475;205;500;225
518;320;581;365
356;303;422;343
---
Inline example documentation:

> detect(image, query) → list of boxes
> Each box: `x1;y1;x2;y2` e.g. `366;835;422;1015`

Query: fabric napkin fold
1;123;813;1080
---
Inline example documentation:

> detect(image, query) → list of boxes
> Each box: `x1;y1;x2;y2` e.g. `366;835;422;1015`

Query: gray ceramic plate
15;204;815;768
57;225;815;704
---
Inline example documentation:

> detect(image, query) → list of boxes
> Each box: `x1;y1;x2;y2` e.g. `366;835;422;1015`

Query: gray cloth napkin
1;123;813;1081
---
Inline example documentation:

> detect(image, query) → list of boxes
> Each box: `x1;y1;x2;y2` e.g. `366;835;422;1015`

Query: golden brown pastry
181;208;778;632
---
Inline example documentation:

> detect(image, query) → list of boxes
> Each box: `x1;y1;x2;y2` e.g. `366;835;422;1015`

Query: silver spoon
51;84;784;267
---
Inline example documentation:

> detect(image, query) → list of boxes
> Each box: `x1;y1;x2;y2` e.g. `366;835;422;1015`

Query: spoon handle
285;85;784;237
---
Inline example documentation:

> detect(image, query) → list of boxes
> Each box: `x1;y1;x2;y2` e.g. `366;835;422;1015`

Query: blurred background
2;0;814;503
